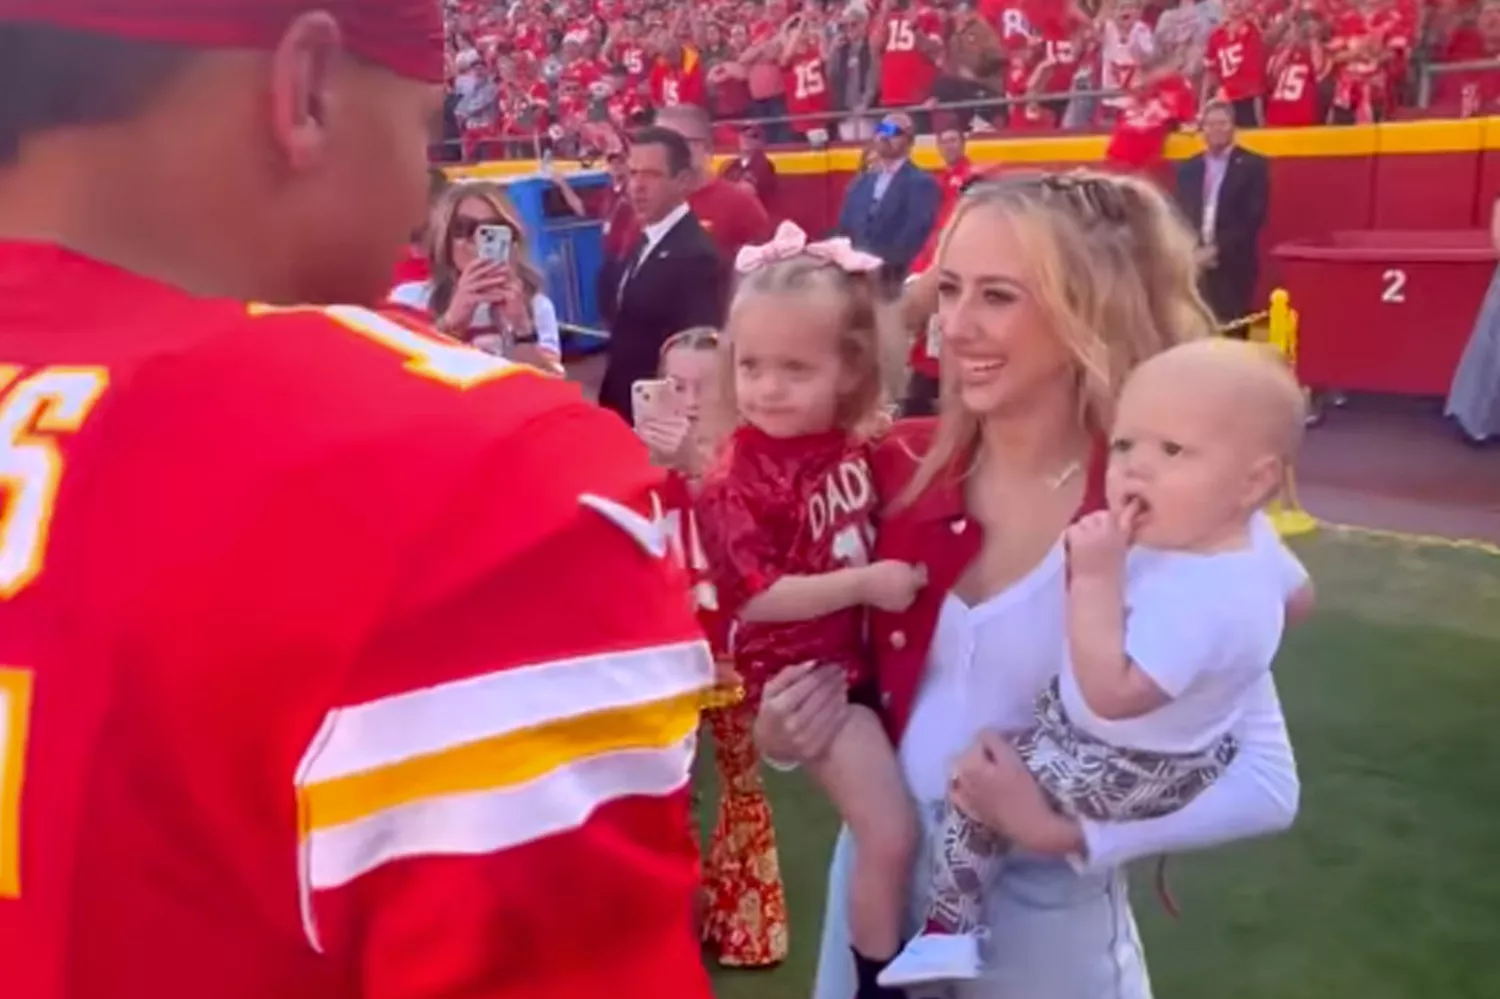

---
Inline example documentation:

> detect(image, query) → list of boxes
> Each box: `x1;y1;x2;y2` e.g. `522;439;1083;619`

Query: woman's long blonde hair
425;180;545;321
900;168;1217;506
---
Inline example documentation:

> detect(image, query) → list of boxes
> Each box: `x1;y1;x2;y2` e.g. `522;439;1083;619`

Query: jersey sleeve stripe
298;688;702;832
296;733;697;948
298;640;712;785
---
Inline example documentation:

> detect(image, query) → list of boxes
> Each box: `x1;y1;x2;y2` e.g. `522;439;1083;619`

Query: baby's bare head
1108;339;1306;550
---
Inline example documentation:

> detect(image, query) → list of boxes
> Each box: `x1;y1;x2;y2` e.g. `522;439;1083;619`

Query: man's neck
0;136;290;304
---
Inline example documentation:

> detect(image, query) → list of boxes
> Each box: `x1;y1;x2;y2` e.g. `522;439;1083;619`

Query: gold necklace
1047;459;1084;491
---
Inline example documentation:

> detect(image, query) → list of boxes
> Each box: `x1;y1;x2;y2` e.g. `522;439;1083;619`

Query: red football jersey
658;470;728;655
876;7;944;106
0;242;714;999
1264;43;1325;126
783;45;833;132
696;426;877;699
1105;73;1197;169
1205;20;1268;101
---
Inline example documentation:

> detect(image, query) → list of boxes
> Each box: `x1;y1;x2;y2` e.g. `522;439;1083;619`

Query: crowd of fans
438;0;1500;162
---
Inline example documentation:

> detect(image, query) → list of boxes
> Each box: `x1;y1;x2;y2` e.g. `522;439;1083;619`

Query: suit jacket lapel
619;215;685;308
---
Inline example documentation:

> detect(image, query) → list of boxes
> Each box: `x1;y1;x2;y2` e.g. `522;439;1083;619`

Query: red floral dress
659;471;788;967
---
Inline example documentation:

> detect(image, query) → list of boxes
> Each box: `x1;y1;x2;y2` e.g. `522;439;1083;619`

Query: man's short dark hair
0;25;192;166
1201;100;1236;123
630;125;693;176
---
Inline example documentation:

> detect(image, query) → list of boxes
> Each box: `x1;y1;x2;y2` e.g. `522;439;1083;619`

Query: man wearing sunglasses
834;113;941;284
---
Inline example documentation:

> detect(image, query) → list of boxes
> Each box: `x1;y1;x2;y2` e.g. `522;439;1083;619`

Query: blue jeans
812;825;1154;999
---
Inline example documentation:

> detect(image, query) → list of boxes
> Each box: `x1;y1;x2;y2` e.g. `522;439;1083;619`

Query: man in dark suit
1176;102;1270;332
598;126;724;420
835;113;941;282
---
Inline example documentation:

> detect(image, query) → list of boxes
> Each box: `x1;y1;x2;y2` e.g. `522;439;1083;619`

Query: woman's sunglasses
450;216;515;241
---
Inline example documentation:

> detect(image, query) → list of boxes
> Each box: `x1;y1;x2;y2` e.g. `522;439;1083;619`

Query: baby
882;338;1310;988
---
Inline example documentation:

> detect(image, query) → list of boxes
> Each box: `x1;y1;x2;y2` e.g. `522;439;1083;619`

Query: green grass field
699;530;1500;999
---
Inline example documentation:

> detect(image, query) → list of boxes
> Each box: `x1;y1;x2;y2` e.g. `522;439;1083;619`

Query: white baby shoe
877;932;982;988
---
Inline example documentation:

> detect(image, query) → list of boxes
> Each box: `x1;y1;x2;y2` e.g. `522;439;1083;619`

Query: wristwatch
513;332;540;345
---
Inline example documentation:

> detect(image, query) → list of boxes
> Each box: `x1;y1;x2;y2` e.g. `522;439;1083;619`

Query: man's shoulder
129;302;593;455
670;211;722;258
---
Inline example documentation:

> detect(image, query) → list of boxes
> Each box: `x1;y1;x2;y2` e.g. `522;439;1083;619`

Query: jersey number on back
0;364;110;898
248;304;523;391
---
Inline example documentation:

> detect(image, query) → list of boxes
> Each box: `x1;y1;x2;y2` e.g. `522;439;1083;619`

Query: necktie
617;234;650;305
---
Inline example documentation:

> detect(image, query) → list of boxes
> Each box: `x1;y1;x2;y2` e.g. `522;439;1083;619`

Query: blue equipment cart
494;170;611;358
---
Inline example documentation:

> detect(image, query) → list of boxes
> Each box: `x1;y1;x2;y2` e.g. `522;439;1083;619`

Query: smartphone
475;224;513;265
631;378;677;427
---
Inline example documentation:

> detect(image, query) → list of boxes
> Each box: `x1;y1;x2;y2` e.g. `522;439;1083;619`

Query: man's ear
268;11;342;172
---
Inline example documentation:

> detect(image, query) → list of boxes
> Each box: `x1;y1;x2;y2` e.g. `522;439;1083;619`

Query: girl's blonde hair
721;257;905;439
657;326;721;372
426;180;545;324
901;168;1217;506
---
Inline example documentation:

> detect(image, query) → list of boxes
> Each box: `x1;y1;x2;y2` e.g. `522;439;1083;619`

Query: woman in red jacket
755;170;1310;998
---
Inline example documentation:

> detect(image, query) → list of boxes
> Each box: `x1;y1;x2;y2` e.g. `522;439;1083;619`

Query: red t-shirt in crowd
0;242;714;999
1105;73;1197;169
1205;19;1268;102
696;426;877;699
688;177;775;263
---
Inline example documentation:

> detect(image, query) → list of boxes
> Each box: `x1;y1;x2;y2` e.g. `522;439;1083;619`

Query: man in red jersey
0;6;715;999
656;104;775;266
1105;51;1198;173
873;0;945;127
1203;0;1268;126
1264;12;1328;126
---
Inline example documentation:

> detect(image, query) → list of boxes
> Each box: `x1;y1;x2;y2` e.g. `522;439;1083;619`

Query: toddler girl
883;338;1312;988
695;221;924;999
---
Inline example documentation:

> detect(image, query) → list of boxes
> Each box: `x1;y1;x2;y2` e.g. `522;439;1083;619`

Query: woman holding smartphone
388;180;563;374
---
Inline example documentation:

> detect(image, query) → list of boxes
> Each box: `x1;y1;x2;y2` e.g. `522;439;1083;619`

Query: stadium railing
1416;57;1500;108
428;86;1125;164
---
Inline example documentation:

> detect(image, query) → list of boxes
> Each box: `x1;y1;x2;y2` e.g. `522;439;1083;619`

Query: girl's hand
444;259;509;331
752;662;850;764
858;560;927;612
637;414;693;467
950;730;1085;855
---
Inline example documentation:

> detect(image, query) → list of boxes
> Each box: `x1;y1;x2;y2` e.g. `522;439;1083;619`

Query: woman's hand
950;730;1085;856
752;662;851;765
492;266;533;329
443;259;509;332
636;414;694;468
509;342;565;377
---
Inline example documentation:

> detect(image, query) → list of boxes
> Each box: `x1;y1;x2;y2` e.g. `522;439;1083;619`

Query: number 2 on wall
1380;268;1407;304
0;668;33;899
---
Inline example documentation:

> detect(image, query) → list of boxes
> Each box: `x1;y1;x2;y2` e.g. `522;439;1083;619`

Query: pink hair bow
733;221;884;275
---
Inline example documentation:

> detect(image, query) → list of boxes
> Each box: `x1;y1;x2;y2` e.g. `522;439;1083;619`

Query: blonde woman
754;171;1309;998
389;181;562;374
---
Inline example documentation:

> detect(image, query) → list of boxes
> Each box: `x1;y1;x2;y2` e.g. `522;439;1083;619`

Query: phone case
476;225;512;264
